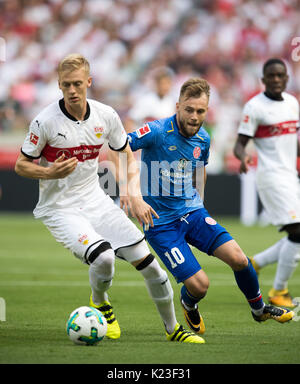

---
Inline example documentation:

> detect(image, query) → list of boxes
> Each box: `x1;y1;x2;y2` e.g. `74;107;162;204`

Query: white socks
139;258;177;334
251;305;265;316
273;238;300;290
89;248;115;305
89;248;178;334
253;237;286;267
253;237;300;290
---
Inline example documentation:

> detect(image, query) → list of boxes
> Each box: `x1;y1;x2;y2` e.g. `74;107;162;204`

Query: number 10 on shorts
164;247;185;268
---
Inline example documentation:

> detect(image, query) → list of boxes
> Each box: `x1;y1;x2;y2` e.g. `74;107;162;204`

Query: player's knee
190;283;208;300
226;244;248;271
201;275;210;296
233;256;248;271
88;241;115;274
185;273;209;299
215;240;248;271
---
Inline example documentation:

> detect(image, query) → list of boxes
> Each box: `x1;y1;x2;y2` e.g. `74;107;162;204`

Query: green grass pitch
0;213;300;364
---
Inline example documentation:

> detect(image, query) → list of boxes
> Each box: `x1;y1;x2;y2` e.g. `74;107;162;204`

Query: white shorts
41;195;148;264
258;179;300;228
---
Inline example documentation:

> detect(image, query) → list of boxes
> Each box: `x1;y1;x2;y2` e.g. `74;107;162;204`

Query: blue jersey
128;114;210;225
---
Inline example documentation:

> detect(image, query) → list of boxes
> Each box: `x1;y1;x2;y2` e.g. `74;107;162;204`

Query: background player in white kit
15;53;205;344
234;58;300;308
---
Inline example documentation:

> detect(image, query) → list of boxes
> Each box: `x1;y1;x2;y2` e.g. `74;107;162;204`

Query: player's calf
136;254;174;305
180;273;208;334
180;283;206;334
135;254;178;334
88;241;115;304
88;241;121;339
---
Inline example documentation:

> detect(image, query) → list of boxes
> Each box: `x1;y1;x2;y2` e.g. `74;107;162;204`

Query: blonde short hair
57;53;90;76
179;78;210;100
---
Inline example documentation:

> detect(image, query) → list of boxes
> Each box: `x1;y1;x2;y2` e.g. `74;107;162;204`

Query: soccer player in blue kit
127;77;294;335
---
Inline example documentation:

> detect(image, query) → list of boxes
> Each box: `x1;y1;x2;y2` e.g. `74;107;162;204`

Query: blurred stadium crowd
0;0;300;172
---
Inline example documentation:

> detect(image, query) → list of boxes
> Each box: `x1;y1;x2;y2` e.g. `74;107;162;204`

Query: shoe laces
264;305;285;316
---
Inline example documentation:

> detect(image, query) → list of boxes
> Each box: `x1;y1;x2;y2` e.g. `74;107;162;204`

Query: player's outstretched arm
15;152;78;180
233;134;253;174
121;143;159;227
106;148;130;215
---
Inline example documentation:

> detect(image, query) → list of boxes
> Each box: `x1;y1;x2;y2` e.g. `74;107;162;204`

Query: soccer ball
66;306;107;345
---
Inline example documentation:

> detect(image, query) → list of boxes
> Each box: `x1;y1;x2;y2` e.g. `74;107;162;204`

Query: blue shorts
145;208;233;283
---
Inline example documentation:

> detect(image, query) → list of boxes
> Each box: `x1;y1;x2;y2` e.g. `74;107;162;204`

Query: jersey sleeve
128;123;158;151
107;109;128;151
238;102;259;137
292;96;300;126
21;118;47;159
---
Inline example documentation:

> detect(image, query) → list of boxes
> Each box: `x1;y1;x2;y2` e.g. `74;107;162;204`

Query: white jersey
21;98;128;218
238;92;299;188
128;92;175;124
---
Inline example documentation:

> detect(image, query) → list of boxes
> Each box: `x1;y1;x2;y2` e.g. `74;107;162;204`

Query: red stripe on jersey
41;144;103;162
254;120;298;138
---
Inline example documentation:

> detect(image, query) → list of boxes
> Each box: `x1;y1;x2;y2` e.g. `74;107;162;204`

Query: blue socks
181;258;265;314
234;258;264;312
181;285;201;309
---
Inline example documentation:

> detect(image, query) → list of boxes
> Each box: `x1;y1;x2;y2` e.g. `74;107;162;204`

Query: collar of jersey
172;114;180;134
263;91;284;102
59;98;91;121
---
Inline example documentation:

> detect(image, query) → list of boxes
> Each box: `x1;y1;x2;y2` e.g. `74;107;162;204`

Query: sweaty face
58;67;92;108
176;94;209;138
262;63;288;97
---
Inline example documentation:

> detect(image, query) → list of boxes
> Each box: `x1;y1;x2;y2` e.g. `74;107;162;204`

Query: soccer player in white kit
15;53;205;343
234;58;300;308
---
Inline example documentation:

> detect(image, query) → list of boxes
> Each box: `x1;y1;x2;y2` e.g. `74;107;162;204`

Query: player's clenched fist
239;154;253;174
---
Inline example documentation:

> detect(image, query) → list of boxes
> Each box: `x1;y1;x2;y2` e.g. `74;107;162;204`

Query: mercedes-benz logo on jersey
269;125;280;136
56;149;72;159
